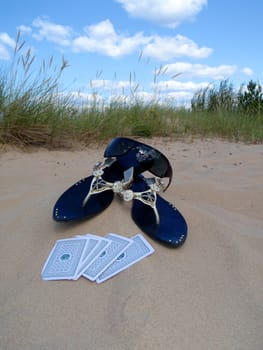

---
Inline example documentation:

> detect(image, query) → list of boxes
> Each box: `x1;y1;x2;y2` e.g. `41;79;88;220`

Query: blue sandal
119;175;187;247
53;158;121;221
53;137;173;222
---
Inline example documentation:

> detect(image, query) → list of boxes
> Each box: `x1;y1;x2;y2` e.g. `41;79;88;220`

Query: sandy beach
0;138;262;350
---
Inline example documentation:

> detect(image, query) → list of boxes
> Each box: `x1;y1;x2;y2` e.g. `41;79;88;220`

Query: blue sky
0;0;262;106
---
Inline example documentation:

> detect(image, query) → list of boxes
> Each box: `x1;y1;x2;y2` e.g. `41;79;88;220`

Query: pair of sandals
53;137;187;248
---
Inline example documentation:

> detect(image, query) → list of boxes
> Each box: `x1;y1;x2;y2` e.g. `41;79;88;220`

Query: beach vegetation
0;33;262;147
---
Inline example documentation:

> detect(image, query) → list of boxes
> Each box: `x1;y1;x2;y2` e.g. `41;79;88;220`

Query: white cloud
73;24;212;60
143;35;212;60
89;79;137;90
85;19;115;38
21;18;211;61
118;90;158;104
70;91;104;102
72;19;147;57
166;91;194;100
164;62;237;79
241;67;253;76
30;18;211;60
152;79;209;105
118;89;194;106
17;25;32;35
0;44;10;60
87;78;207;103
115;0;207;27
0;32;16;60
153;80;209;92
0;32;16;48
32;17;73;46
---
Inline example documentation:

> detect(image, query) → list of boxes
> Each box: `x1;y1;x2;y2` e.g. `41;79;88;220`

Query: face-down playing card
82;233;132;281
41;237;88;280
73;234;111;280
42;233;154;283
96;233;155;283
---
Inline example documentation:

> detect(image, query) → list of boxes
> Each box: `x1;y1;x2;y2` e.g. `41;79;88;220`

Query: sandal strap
120;177;163;225
82;159;134;207
145;177;165;192
82;157;162;226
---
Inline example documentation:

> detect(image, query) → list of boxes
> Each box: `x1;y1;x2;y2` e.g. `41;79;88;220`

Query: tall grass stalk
0;32;73;146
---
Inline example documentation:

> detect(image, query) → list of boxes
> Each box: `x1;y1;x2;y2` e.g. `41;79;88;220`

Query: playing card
82;233;132;281
96;233;155;283
41;237;88;280
73;235;111;280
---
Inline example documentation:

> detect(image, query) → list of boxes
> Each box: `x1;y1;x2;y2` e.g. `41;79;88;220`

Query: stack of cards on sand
41;233;154;283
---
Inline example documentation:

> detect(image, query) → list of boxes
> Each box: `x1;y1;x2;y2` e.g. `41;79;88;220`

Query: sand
0;138;262;350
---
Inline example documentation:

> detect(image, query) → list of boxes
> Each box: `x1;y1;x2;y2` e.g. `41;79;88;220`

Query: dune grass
0;34;262;148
